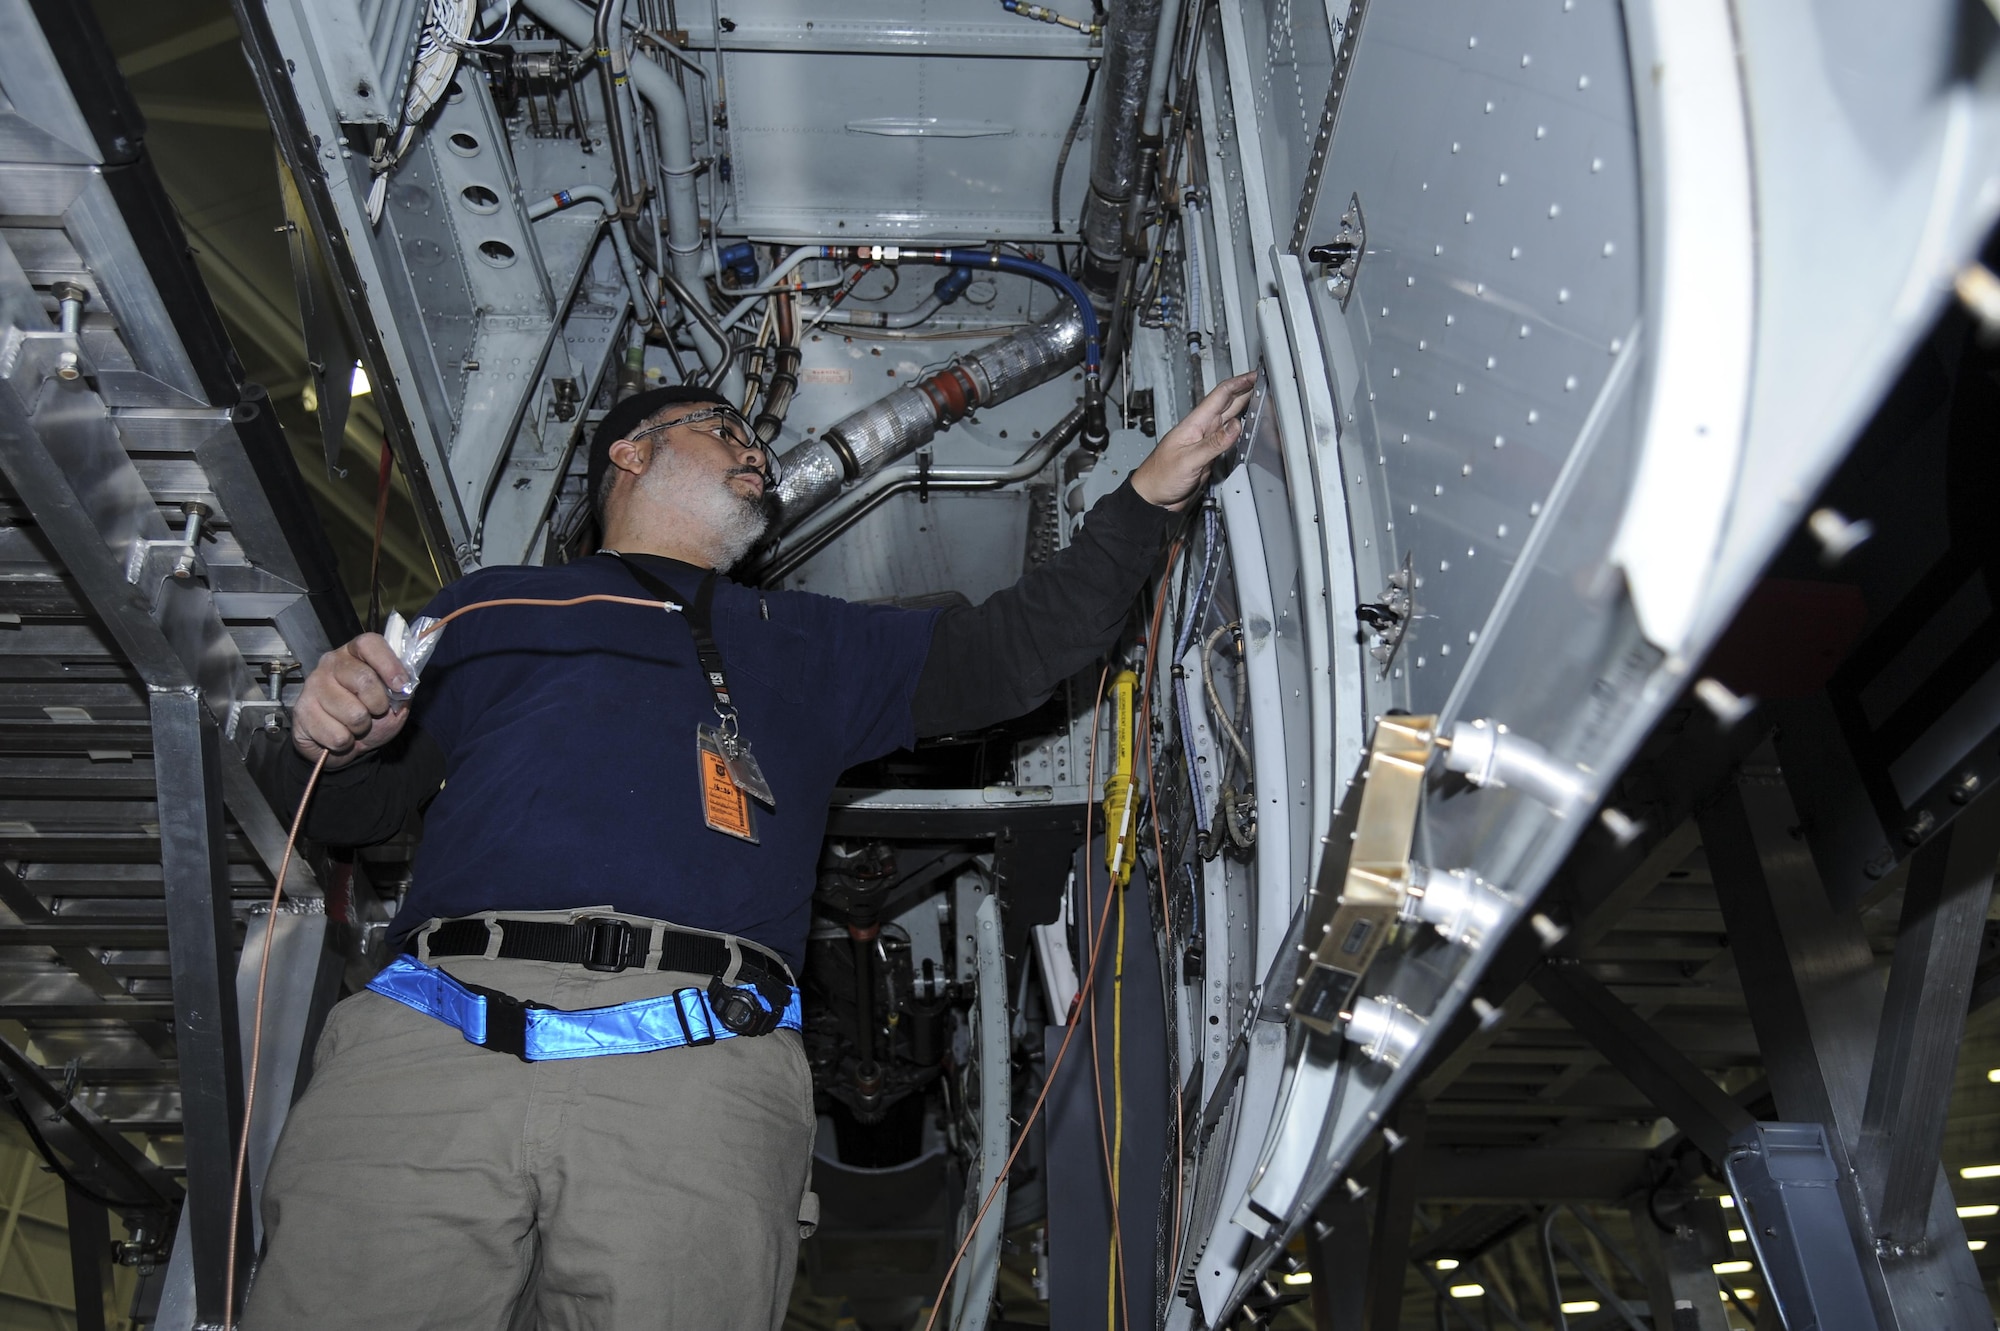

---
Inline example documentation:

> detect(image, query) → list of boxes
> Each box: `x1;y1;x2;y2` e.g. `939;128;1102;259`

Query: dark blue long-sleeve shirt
262;479;1174;971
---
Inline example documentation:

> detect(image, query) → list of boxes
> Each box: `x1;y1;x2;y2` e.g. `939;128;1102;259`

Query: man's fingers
293;698;360;756
345;634;411;694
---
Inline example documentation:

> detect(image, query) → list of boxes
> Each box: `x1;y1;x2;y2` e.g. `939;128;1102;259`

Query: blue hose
934;248;1101;377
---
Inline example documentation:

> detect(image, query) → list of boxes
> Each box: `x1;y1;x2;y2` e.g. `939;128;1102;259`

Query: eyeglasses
628;407;780;484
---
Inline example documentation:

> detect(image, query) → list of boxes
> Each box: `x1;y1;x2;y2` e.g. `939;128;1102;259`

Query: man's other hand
293;634;413;769
1129;370;1260;511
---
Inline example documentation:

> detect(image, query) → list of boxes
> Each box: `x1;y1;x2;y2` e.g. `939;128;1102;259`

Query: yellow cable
1106;863;1128;1331
1102;667;1137;1330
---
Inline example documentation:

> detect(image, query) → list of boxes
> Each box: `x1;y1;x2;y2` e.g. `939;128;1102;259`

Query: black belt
406;917;793;992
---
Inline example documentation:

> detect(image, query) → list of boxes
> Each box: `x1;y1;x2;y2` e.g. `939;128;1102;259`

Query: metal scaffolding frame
0;1;358;1325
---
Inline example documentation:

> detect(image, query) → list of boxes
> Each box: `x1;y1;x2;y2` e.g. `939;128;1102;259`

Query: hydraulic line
656;266;737;390
526;186;662;335
752;292;800;446
1053;61;1102;237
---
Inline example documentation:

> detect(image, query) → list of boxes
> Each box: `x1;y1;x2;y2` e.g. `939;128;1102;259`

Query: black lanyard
605;553;741;729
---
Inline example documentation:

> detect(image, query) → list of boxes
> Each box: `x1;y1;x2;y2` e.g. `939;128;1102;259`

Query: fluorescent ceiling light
1970;1240;1988;1252
1714;1261;1753;1274
1560;1301;1600;1314
1957;1204;1999;1218
1733;1289;1756;1300
351;362;372;397
1433;1259;1460;1271
1960;1165;2000;1179
1282;1272;1312;1286
1719;1195;1736;1208
1988;1068;2000;1083
1448;1284;1484;1299
1728;1229;1747;1243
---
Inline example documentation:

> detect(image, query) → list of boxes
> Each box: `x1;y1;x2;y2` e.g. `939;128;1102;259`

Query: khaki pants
244;946;817;1331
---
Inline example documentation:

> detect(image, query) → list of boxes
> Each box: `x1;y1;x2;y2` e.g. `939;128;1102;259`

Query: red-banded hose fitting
918;365;980;426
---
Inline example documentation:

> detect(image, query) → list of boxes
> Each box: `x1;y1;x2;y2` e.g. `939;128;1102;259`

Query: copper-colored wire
922;665;1116;1331
419;593;677;637
224;747;328;1331
224;592;680;1326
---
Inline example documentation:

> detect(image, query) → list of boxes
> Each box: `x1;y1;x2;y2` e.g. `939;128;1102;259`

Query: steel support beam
0;1036;180;1215
1305;1183;1369;1331
1625;1193;1732;1331
1855;803;1999;1242
1528;962;1754;1163
151;688;247;1324
1364;1103;1425;1331
63;1186;110;1331
1698;758;1990;1331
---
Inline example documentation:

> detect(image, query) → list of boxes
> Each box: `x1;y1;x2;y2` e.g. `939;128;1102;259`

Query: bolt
1598;806;1642;845
1956;262;2000;332
1530;913;1567;949
1807;507;1873;565
50;281;86;335
1694;677;1755;728
172;502;210;580
1950;771;1981;805
54;350;79;381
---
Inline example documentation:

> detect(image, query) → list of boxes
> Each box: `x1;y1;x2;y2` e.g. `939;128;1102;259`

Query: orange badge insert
698;740;757;842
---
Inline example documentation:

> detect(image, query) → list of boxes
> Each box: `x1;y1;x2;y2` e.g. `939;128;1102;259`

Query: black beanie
588;383;733;512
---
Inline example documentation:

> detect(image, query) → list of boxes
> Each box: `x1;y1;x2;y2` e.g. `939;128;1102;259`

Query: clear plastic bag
381;612;445;705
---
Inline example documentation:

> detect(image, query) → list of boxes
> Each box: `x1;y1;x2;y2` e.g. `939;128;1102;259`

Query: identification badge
696;727;758;843
700;721;777;809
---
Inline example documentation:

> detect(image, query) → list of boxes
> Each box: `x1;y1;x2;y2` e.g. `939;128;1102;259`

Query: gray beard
644;448;776;570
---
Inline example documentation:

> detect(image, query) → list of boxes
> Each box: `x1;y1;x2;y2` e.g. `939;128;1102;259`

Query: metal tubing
519;0;709;287
656;266;737;391
759;406;1083;580
807;294;945;329
525;186;659;331
772;304;1084;528
591;0;640;212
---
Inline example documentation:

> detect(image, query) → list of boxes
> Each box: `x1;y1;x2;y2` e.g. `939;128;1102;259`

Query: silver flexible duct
773;303;1086;529
1079;0;1166;301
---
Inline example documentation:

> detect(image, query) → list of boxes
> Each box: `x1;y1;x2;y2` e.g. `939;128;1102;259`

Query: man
246;371;1256;1329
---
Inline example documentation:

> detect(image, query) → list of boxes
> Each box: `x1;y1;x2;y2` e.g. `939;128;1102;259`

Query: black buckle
581;918;635;972
463;981;542;1062
672;989;717;1046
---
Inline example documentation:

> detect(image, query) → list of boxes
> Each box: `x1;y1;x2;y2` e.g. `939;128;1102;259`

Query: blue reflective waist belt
365;954;803;1062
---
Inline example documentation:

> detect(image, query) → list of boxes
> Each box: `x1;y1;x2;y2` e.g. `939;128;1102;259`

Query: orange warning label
699;745;756;842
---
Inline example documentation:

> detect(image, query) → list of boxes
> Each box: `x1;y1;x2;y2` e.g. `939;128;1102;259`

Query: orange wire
922;665;1116;1331
418;593;677;637
224;747;327;1331
225;592;677;1325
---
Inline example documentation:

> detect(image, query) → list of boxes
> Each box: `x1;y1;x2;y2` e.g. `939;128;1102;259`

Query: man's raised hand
1129;369;1260;511
292;634;414;769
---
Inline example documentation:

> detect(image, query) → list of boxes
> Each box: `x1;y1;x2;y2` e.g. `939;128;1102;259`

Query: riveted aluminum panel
1299;0;1643;720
